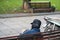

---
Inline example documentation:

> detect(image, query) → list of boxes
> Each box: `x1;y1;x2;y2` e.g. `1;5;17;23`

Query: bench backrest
0;30;60;40
19;30;60;40
29;1;51;8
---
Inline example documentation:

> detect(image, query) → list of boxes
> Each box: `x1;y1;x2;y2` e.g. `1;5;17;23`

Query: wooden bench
0;30;60;40
19;30;60;40
28;1;55;13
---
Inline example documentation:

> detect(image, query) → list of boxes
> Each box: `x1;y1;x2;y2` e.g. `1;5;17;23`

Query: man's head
31;19;41;29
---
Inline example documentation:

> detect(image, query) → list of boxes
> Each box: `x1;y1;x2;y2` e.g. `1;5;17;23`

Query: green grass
0;0;60;14
0;0;23;14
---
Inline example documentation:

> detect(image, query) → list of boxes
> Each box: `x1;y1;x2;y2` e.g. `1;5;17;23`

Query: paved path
0;14;60;38
0;11;60;18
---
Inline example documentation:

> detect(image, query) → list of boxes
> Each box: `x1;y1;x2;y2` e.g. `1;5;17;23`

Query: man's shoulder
24;29;36;32
24;29;30;32
23;29;30;33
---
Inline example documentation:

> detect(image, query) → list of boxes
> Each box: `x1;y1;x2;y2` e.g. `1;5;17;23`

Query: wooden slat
0;30;60;40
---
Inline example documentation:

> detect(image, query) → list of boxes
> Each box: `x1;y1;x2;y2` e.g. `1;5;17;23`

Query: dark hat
31;19;41;25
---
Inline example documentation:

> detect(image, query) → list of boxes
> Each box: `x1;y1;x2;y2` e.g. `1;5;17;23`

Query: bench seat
33;8;54;13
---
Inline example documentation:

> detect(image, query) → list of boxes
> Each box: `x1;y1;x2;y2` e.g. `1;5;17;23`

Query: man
23;19;41;34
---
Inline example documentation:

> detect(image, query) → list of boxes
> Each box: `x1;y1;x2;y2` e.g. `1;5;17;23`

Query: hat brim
31;23;33;24
31;22;35;24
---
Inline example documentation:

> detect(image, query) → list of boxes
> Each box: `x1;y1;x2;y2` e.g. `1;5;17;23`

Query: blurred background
0;0;60;14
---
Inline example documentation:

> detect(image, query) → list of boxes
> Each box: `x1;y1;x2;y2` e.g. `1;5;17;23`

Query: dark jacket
23;28;40;34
